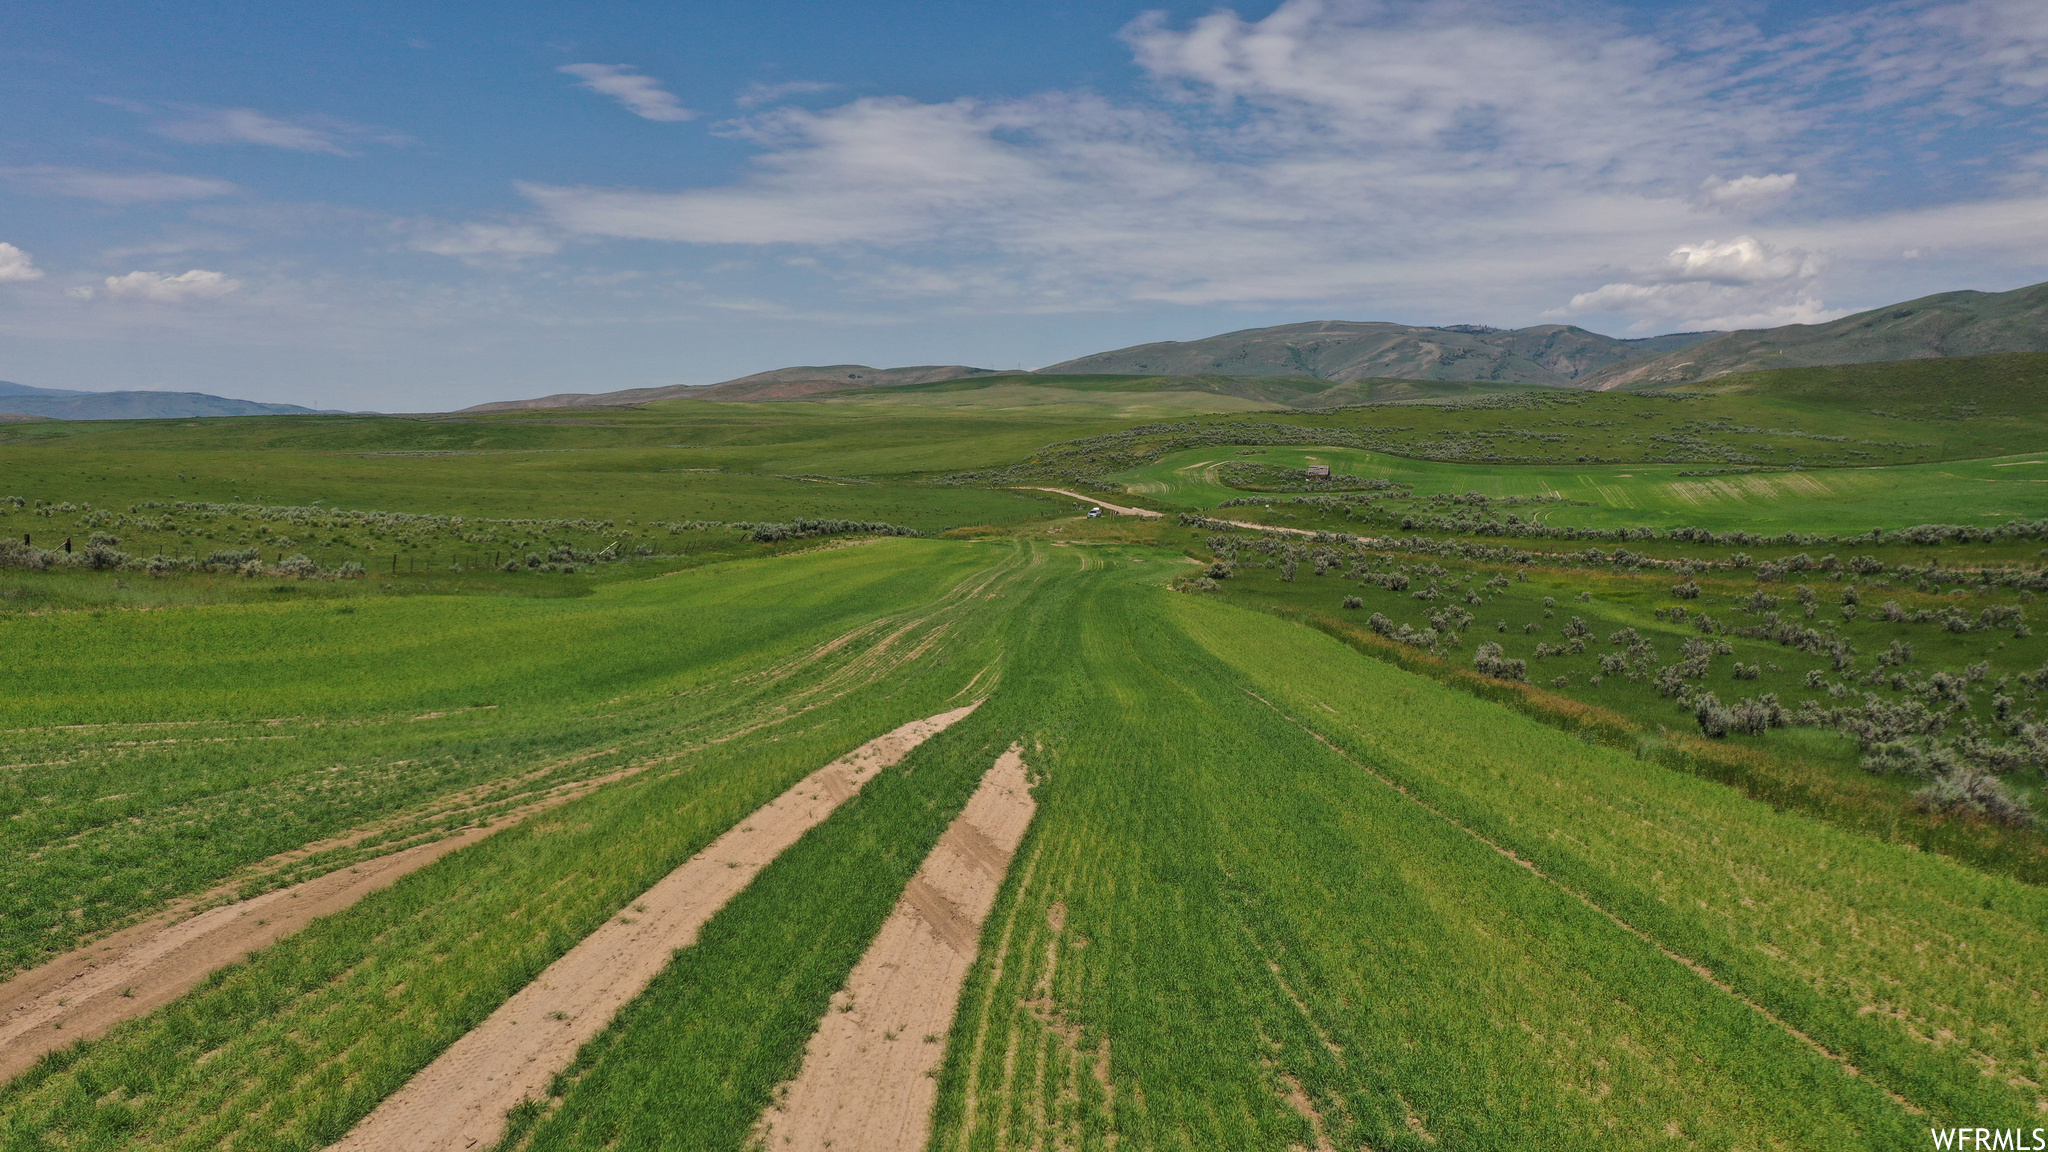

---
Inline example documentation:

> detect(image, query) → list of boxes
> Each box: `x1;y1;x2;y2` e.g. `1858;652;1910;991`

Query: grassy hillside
2;348;2045;1149
1115;445;2048;534
1037;319;1718;385
9;543;2042;1150
1582;281;2048;389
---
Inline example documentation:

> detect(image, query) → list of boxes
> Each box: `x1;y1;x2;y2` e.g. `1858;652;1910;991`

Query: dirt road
1015;487;1163;517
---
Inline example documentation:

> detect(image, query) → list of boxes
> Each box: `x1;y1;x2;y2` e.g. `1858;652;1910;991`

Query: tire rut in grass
331;702;981;1152
0;748;658;1085
754;743;1037;1152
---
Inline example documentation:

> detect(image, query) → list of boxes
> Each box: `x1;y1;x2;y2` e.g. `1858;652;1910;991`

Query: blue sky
2;0;2045;410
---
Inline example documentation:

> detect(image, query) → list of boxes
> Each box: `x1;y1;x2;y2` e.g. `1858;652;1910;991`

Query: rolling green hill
5;342;2048;1149
829;371;1547;408
0;381;316;420
1038;319;1716;384
460;364;1005;411
1582;280;2048;390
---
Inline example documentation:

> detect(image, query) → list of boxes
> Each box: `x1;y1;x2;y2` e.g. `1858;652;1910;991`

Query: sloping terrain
1038;320;1717;384
0;381;315;420
1581;280;2048;390
462;364;1004;412
836;371;1549;409
4;356;2048;1150
458;326;1712;413
0;382;86;399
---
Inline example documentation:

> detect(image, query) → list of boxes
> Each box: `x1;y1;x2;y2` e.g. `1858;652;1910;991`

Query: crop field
1;356;2044;1150
1113;445;2048;533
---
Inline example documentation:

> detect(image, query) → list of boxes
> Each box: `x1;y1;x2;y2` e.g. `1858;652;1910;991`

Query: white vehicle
1087;507;1102;518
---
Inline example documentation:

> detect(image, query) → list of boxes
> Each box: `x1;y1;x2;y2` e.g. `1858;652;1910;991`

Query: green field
1;356;2044;1149
1114;444;2048;533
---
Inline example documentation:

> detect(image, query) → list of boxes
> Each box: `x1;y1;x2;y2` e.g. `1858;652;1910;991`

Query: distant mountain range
0;380;318;421
24;277;2046;419
464;279;2047;412
1037;322;1719;384
459;328;1722;412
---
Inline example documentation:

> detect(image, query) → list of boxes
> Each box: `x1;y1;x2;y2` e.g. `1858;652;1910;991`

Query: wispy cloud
558;64;695;121
410;222;562;261
154;107;352;153
0;166;239;204
0;243;44;283
106;99;410;155
735;80;842;108
514;0;2048;331
1698;173;1799;211
101;269;241;302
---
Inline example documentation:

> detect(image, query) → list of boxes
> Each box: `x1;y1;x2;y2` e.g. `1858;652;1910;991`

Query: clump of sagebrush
1691;691;1788;737
1912;764;2037;827
748;519;918;543
1472;642;1528;682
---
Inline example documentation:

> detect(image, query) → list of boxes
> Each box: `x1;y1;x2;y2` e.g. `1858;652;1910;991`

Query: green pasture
1;351;2045;1148
1204;539;2048;856
0;538;1030;1149
0;539;990;976
1114;444;2048;533
931;557;2041;1148
2;537;2043;1148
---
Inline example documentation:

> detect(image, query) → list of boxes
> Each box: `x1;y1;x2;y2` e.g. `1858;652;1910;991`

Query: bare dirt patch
756;744;1037;1152
329;702;983;1152
1218;519;1321;537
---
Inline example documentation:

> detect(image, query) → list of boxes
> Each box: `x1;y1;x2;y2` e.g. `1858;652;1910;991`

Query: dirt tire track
329;702;984;1152
0;754;655;1084
0;828;493;1083
1013;487;1163;518
0;547;1027;1087
756;744;1037;1152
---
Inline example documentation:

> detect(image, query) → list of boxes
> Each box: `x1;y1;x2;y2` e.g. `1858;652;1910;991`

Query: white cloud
0;243;44;283
411;223;562;260
1563;235;1837;329
521;0;1850;321
1564;282;1847;331
1699;173;1798;208
558;64;695;121
152;108;354;154
1665;236;1819;284
104;98;410;155
516;0;2048;331
102;269;242;302
523;97;1039;244
0;166;239;204
36;0;2048;361
736;80;842;108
